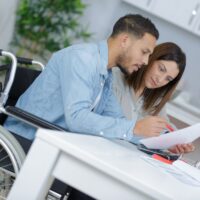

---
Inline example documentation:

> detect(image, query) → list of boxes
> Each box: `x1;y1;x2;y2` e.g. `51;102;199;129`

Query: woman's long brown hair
126;42;186;115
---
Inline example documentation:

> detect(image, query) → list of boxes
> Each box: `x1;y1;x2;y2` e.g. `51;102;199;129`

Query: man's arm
57;49;136;141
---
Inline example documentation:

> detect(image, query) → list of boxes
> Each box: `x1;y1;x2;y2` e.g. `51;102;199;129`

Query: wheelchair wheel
0;126;25;199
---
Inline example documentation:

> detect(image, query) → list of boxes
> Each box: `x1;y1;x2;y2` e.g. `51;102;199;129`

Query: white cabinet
153;0;200;32
123;0;155;10
151;1;178;23
123;0;200;37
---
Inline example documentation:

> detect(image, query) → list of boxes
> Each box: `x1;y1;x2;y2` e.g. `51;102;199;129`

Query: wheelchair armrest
5;106;67;132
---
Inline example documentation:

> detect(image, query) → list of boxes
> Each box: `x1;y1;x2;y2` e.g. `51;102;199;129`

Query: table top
36;129;200;200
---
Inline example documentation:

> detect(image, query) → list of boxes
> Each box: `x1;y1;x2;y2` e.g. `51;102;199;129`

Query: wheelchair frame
0;50;68;200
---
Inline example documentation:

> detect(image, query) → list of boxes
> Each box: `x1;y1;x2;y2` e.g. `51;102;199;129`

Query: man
5;14;168;145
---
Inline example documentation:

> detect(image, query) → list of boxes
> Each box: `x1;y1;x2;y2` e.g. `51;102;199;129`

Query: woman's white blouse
112;68;169;121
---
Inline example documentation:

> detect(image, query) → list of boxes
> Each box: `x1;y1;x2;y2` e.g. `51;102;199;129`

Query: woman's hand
168;143;195;154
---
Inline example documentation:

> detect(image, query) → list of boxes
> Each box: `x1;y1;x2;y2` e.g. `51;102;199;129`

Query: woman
113;42;194;153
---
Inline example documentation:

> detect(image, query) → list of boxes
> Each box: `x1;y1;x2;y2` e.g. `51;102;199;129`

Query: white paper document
140;123;200;149
173;160;200;182
141;156;200;186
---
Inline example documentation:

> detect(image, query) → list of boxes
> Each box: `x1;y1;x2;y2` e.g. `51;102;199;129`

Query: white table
8;129;200;200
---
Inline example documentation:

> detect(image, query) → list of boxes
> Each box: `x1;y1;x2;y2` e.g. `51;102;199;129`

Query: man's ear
119;33;130;48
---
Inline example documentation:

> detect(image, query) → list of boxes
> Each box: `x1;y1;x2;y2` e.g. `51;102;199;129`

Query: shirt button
123;134;127;138
101;82;104;86
100;131;104;136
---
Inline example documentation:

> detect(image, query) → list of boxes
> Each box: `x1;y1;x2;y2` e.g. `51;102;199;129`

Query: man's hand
133;116;167;137
169;143;195;154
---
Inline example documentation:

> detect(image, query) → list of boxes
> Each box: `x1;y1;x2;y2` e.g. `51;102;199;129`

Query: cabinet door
152;0;179;23
123;0;200;36
153;0;200;29
175;0;200;29
123;0;155;11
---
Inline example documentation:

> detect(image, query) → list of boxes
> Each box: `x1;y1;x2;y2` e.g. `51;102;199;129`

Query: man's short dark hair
111;14;159;39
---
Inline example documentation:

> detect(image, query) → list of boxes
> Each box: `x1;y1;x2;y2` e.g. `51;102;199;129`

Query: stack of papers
140;123;200;149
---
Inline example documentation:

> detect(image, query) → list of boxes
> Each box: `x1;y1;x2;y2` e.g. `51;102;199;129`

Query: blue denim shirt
4;40;140;143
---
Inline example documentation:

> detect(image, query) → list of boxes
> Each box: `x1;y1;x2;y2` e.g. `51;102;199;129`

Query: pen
166;124;174;132
152;154;173;164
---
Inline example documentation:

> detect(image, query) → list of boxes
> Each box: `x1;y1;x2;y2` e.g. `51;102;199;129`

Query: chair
0;49;69;200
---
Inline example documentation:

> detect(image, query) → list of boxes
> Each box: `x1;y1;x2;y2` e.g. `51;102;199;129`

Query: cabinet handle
146;0;153;7
188;3;200;26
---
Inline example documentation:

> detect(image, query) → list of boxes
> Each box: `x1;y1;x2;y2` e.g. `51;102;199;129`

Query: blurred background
0;0;200;129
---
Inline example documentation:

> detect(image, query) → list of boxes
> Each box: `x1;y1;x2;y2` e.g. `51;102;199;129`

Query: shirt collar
97;40;109;77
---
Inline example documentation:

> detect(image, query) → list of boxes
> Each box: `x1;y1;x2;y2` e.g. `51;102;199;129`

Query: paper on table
141;155;200;186
140;123;200;149
173;160;200;182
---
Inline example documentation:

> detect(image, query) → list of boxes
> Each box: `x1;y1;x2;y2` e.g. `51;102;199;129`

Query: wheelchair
0;50;70;200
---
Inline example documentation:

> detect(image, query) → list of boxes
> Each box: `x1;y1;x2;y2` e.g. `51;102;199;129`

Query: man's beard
116;53;130;75
117;64;129;75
